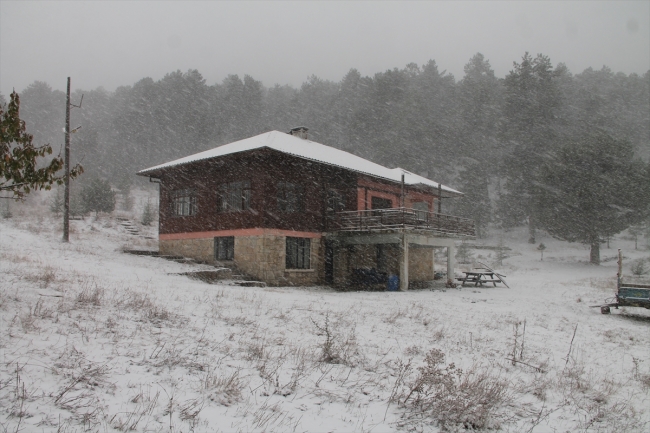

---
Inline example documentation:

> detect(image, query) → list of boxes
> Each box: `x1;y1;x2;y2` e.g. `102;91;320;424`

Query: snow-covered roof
137;130;462;196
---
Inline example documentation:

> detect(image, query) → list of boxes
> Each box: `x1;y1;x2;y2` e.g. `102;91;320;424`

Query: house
136;127;475;289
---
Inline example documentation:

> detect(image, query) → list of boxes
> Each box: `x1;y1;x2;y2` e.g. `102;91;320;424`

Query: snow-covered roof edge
137;131;462;196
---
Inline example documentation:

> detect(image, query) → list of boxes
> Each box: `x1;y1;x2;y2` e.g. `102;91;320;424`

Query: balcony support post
399;232;409;291
447;243;455;283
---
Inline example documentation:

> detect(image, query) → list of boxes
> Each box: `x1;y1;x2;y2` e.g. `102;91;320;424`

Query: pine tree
455;242;473;264
534;132;649;264
81;178;115;216
1;200;11;219
1;91;82;199
49;186;64;215
500;53;562;243
453;161;491;238
141;199;154;226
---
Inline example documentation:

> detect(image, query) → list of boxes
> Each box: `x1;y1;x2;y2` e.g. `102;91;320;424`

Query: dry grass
400;348;511;431
203;368;247;406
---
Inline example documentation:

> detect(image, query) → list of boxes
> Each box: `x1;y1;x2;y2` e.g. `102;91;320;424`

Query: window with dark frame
371;196;393;210
214;236;234;261
371;196;393;217
286;237;311;269
277;182;304;212
326;189;345;213
412;201;429;221
172;189;197;216
218;181;251;212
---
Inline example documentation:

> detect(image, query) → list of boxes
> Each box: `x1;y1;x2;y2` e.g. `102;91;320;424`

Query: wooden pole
400;173;405;208
62;77;71;243
617;248;622;289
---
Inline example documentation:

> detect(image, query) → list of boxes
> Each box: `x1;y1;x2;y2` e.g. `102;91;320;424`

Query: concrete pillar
399;233;409;291
432;247;436;279
447;244;455;282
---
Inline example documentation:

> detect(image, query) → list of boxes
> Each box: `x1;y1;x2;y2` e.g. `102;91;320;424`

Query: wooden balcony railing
327;208;476;238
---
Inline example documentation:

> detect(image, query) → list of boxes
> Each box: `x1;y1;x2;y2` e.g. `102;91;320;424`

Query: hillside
0;193;649;432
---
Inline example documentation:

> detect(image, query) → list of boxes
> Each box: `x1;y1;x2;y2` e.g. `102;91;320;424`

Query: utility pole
62;77;83;243
63;78;71;242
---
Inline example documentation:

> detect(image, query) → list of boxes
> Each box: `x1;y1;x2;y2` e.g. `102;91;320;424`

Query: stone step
159;255;185;261
123;249;160;256
231;280;266;287
175;269;234;283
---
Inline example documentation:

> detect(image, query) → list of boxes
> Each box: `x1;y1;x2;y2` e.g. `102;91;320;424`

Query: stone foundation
160;238;214;262
160;234;321;286
160;234;435;288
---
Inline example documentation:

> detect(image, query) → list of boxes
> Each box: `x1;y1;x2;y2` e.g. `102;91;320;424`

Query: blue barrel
387;275;399;291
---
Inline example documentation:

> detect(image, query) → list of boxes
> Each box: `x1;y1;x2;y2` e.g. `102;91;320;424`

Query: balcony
327;208;475;238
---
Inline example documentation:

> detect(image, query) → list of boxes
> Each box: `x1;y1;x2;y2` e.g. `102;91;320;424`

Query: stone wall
408;246;435;281
160;238;214;262
160;235;433;287
160;235;321;286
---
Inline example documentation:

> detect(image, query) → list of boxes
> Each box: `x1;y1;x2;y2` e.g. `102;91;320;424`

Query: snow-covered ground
1;191;649;433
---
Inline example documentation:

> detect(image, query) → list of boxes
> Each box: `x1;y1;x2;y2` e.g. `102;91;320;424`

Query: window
218;181;251;212
412;201;429;221
326;189;345;213
371;197;393;217
172;189;197;216
277;182;304;212
286;237;310;269
371;196;393;210
214;236;234;261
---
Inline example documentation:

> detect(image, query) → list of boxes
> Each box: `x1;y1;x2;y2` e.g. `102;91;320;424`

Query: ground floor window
286;237;310;269
214;236;234;261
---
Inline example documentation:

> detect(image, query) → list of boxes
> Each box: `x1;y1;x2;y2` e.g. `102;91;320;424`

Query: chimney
288;126;309;140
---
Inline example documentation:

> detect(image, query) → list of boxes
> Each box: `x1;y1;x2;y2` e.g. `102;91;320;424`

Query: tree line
3;52;649;262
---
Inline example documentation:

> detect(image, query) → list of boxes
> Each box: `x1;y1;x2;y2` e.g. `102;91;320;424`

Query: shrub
630;259;647;276
401;348;510;430
1;200;12;219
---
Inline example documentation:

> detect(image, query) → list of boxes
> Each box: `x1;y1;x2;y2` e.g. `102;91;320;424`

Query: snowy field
1;191;649;433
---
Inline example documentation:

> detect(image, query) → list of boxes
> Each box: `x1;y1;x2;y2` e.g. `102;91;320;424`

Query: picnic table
457;268;507;287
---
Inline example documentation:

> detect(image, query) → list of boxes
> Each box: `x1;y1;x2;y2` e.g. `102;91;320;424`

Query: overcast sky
1;1;649;96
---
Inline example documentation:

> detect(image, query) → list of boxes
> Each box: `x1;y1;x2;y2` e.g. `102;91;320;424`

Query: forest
3;52;649;260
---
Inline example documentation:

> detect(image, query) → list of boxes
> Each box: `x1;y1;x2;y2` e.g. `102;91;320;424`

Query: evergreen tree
1;200;12;219
455;242;473;264
500;53;562;242
534;132;649;264
50;186;64;215
81;178;115;215
453;160;491;238
117;174;133;211
458;53;503;163
141;199;154;226
1;91;82;199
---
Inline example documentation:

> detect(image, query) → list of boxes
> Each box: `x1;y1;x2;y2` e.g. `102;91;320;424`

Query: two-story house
137;127;475;289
